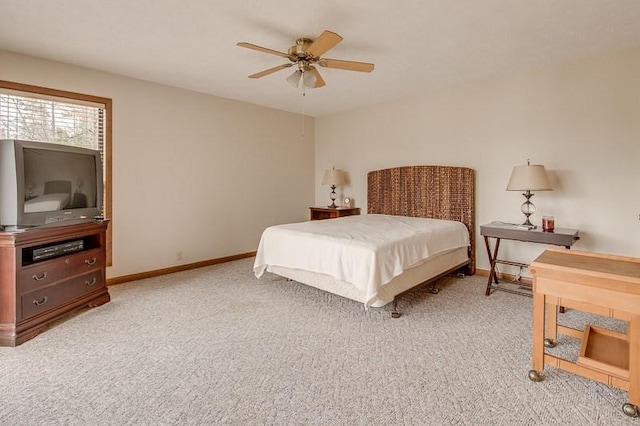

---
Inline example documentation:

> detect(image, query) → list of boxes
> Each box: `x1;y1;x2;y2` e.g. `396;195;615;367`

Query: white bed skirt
266;246;469;308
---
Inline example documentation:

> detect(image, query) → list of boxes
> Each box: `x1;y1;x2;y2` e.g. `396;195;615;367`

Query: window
0;80;113;264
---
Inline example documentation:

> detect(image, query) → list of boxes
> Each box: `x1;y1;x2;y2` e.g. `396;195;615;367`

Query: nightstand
481;221;580;296
309;207;360;221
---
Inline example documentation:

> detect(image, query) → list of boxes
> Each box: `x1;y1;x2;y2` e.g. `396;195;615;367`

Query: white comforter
253;214;469;308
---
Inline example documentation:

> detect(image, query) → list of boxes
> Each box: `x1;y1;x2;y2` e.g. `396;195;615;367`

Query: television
0;139;104;230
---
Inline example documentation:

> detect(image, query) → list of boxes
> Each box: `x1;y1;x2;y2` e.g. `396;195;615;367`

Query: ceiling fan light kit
238;30;374;89
285;61;319;88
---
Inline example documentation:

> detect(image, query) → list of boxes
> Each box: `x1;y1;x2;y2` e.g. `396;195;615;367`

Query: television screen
23;148;98;213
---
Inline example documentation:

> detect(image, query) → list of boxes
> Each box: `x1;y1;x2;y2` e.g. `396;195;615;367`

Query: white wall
1;50;315;278
4;46;639;279
316;47;640;273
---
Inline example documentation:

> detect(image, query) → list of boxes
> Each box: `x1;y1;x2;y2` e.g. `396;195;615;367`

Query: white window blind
0;89;104;152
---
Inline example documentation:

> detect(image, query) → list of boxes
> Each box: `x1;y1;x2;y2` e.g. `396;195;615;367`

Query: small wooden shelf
577;325;629;380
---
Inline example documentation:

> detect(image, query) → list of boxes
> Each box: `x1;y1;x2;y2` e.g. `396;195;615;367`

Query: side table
309;207;360;221
480;221;580;296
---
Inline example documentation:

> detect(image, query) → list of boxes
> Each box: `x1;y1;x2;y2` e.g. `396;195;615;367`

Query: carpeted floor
0;257;636;425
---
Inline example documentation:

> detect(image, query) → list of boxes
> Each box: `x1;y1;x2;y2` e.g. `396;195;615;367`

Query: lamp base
328;185;337;209
520;220;536;229
520;191;537;229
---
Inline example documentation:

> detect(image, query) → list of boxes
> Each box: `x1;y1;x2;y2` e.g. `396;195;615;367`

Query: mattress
254;214;470;308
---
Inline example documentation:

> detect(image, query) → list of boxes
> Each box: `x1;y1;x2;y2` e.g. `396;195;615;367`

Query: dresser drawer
17;249;104;294
21;270;105;320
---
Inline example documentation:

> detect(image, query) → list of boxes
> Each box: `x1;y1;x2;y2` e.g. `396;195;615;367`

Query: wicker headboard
367;165;475;274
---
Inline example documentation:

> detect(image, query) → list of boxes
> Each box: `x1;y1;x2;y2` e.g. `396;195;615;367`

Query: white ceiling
2;0;640;117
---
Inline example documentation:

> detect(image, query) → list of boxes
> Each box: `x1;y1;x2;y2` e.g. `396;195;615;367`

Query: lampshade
286;70;302;88
506;164;552;191
322;169;346;186
302;70;317;88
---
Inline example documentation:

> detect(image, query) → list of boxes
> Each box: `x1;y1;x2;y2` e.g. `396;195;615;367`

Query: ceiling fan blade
306;30;343;57
308;67;326;88
237;42;291;59
248;63;293;79
319;58;375;73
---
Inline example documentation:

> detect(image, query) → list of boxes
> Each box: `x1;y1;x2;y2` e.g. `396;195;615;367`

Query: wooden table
480;222;579;296
529;248;640;417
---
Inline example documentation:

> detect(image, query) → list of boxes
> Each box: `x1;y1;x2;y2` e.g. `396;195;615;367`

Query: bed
254;165;475;316
24;180;72;213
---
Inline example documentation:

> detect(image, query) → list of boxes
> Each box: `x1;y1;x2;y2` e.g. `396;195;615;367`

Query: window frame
0;80;113;265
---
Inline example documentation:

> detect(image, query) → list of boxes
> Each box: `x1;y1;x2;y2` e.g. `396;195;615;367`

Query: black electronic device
32;239;84;261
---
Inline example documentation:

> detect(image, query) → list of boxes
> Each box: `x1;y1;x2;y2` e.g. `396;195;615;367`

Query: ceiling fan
237;30;374;89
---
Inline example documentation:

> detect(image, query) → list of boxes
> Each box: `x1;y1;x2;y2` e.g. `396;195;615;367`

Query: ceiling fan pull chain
301;87;306;137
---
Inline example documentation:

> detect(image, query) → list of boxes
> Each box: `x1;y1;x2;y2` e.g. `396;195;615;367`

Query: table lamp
506;160;552;228
321;168;346;208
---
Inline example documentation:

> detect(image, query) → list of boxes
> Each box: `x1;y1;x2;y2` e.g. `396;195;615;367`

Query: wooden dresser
529;248;640;417
0;220;110;346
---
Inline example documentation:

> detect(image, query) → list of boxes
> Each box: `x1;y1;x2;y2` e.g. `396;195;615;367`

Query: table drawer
17;249;104;293
21;270;105;320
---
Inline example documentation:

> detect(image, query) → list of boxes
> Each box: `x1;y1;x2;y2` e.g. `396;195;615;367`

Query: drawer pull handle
85;277;97;286
32;272;48;281
33;296;48;306
85;258;97;266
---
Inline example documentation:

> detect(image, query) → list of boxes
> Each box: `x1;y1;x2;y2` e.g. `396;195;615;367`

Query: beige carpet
0;257;635;425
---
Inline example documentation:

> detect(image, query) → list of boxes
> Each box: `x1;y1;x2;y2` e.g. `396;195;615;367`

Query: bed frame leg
390;267;465;318
391;299;401;318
